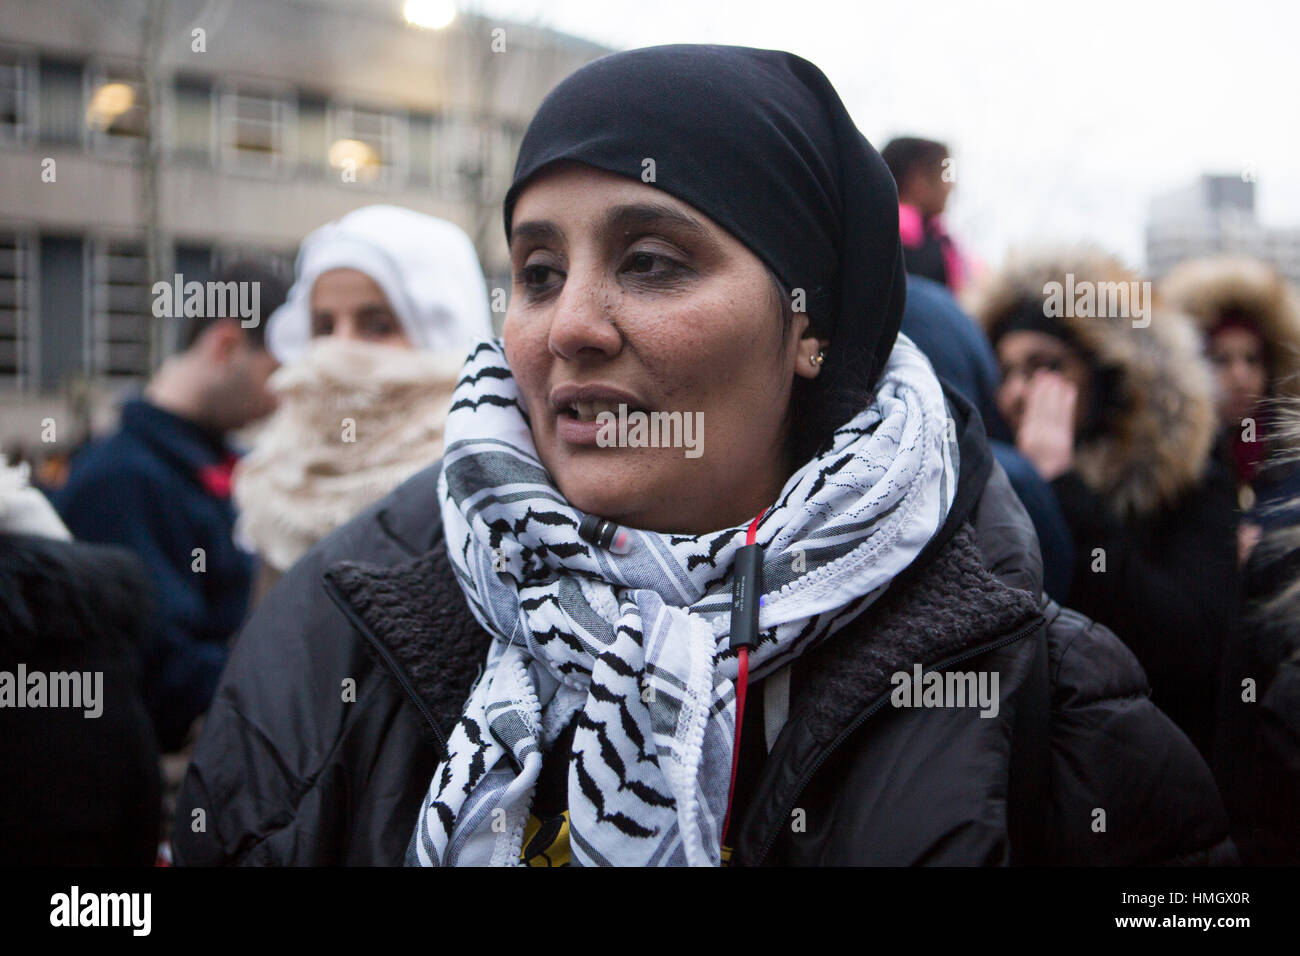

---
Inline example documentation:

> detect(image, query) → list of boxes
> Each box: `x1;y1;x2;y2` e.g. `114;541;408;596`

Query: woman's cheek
996;387;1018;428
502;318;541;378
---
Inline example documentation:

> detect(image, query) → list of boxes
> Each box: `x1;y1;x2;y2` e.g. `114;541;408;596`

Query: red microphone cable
721;508;766;851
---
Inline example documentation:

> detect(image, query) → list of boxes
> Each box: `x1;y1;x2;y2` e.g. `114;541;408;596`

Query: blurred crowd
2;125;1297;866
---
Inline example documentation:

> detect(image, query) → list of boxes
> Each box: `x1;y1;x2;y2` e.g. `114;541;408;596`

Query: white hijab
265;205;492;364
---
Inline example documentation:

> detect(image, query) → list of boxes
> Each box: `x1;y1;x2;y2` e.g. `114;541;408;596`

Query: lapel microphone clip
729;512;766;652
578;514;634;555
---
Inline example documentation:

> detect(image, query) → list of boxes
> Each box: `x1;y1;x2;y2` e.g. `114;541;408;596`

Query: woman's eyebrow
601;202;708;238
510;220;564;249
510;203;710;253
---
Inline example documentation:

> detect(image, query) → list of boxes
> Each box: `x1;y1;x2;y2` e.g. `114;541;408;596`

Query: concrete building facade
0;0;609;455
1146;174;1300;285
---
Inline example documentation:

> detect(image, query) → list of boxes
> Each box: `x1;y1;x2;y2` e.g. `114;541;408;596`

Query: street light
328;138;382;182
403;0;456;29
86;81;136;131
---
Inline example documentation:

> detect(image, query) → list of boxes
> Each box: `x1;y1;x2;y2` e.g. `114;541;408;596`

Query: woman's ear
794;336;831;380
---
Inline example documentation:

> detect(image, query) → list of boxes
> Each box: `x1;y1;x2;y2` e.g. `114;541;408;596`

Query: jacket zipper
322;576;450;760
750;613;1044;866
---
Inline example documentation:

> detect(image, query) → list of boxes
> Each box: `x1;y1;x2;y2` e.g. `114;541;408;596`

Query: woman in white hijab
234;205;492;592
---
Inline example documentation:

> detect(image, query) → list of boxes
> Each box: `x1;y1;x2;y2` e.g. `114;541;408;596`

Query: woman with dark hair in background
177;46;1230;867
1160;256;1300;561
969;248;1238;758
1159;259;1300;864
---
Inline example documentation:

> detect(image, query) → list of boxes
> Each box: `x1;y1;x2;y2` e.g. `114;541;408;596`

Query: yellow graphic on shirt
521;812;571;867
520;810;736;866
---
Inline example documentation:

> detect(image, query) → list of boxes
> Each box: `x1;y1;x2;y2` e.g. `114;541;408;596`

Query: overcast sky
472;0;1300;272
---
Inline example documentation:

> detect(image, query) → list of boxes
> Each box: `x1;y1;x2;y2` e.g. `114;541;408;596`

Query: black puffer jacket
1214;530;1300;864
0;534;161;866
175;397;1234;866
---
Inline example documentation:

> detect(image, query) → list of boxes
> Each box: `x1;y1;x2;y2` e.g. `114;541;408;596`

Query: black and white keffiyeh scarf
410;334;956;866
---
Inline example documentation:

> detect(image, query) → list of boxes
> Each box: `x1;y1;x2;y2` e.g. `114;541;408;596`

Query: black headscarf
504;44;907;460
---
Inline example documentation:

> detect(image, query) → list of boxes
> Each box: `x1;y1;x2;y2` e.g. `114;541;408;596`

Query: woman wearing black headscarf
175;45;1230;866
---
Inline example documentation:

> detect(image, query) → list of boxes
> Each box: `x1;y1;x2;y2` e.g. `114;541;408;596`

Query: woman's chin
555;471;651;525
547;454;675;527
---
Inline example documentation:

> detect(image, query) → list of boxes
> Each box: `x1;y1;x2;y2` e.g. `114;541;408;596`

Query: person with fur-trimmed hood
967;246;1238;757
1159;256;1300;558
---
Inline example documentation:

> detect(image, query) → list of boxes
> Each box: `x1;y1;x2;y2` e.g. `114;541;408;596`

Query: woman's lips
556;413;608;447
549;385;651;448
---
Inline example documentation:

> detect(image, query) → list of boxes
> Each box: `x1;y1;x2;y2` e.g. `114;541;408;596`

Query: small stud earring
809;350;825;368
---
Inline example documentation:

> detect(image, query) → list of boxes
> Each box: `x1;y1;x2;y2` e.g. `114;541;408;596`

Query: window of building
431;117;518;203
0;233;32;389
0;46;33;144
88;239;151;380
212;244;295;284
217;85;295;173
433;115;483;200
483;122;519;203
170;75;213;163
296;92;329;178
327;103;407;186
407;112;435;186
37;57;84;146
86;63;147;154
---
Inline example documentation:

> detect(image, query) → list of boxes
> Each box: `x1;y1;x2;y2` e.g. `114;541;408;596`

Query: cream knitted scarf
233;337;461;571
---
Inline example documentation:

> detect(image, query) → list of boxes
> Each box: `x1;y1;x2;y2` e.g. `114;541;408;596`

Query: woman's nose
1225;363;1253;392
329;316;362;342
547;269;622;362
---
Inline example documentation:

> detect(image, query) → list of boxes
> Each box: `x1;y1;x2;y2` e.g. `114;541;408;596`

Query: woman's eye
520;264;557;288
622;251;682;277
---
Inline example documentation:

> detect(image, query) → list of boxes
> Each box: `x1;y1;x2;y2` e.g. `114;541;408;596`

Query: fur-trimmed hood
1158;256;1300;404
964;245;1217;519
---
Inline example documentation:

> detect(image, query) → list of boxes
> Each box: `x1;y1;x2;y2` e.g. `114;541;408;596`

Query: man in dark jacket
55;263;287;752
174;388;1234;866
